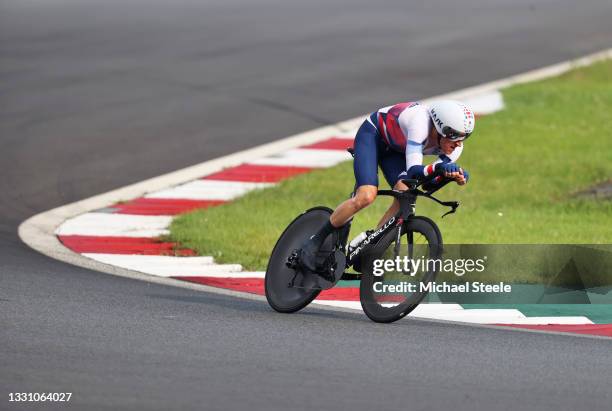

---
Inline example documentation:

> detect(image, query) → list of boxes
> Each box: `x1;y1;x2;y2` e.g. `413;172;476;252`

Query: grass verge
170;60;612;275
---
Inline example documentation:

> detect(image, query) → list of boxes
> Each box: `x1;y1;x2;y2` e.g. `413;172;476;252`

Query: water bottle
348;231;369;254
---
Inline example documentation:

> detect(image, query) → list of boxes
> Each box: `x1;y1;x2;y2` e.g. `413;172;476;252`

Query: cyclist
299;99;475;271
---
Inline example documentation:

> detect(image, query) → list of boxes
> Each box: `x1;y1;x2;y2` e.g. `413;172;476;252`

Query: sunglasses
441;126;470;141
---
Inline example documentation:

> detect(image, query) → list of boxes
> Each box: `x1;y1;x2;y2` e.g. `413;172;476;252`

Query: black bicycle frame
342;177;458;268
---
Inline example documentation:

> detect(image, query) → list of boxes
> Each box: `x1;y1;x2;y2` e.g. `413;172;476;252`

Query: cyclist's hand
455;168;469;186
435;162;462;179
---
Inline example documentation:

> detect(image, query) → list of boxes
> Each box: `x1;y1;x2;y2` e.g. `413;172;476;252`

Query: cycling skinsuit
353;102;463;188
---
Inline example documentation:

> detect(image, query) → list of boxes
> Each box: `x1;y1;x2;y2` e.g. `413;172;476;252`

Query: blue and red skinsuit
353;102;458;189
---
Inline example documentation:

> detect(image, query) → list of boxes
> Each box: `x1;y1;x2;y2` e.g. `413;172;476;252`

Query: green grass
170;60;612;272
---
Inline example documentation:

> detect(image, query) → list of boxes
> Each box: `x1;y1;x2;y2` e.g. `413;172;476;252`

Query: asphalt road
2;1;612;410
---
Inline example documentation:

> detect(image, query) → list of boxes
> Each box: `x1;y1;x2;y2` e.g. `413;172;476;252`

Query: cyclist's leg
329;116;380;226
329;186;377;227
299;115;380;270
376;150;408;227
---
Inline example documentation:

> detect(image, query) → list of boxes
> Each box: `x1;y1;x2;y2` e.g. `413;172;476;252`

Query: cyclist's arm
402;109;429;179
406;145;466;186
404;143;425;179
405;148;462;180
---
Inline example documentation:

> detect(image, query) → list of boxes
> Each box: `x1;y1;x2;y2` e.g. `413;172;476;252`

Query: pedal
285;248;346;290
318;252;338;282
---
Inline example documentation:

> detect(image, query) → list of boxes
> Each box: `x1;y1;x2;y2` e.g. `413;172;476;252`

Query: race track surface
2;1;612;409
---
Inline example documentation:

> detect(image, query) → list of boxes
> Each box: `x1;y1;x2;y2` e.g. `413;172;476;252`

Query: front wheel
359;216;442;323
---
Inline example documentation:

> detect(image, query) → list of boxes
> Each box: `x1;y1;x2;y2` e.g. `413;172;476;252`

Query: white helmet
428;100;475;140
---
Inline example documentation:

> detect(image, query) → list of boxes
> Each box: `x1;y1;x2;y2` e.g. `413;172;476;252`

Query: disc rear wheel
265;207;333;313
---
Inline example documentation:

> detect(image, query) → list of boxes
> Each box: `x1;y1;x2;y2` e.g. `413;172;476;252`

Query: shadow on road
146;291;367;322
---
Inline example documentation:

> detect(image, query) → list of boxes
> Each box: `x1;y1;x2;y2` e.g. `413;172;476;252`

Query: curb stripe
58;235;196;255
202;164;313;183
174;276;361;300
56;213;172;237
145;180;272;201
249;148;352;168
302;137;355;150
83;253;243;276
177;277;265;294
113;198;225;215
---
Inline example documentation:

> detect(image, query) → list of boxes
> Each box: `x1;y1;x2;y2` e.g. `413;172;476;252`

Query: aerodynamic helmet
428;100;475;141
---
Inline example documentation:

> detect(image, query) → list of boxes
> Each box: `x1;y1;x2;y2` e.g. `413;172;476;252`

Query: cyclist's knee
353;186;377;210
393;180;408;191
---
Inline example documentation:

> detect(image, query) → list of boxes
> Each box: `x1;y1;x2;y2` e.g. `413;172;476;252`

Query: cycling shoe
297;238;320;272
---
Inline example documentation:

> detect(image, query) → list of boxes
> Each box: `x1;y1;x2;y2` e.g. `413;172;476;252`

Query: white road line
249;148;352;168
429;311;593;325
82;254;216;265
56;213;172;237
146;180;273;201
410;308;527;324
494;316;594;325
463;91;505;115
313;300;466;312
174;271;266;279
312;300;593;325
83;253;243;277
313;300;362;310
411;303;466;314
314;300;594;325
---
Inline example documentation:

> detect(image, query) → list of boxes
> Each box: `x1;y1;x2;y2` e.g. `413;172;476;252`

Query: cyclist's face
439;136;463;155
